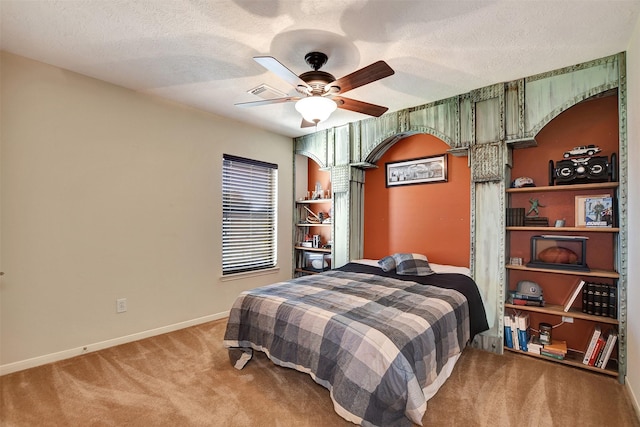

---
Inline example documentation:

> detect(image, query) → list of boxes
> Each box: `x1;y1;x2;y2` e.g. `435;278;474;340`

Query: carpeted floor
1;319;639;426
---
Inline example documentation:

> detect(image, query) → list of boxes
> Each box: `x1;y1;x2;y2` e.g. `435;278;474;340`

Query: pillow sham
377;255;396;272
392;252;435;276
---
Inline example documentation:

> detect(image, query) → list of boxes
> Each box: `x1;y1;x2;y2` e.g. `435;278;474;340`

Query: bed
223;255;488;427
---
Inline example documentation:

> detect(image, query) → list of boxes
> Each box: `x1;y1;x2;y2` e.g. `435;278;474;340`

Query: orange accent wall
363;134;471;266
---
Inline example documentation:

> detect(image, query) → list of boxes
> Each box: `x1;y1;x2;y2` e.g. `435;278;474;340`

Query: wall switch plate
116;298;127;313
562;316;574;323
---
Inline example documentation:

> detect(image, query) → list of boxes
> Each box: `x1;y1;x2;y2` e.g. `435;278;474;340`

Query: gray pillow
377;256;396;272
392;253;435;276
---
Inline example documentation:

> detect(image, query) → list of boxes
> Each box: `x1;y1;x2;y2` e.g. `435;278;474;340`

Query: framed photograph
385;154;447;187
575;194;613;227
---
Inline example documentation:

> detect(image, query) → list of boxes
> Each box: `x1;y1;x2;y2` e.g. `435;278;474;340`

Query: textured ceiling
2;1;639;138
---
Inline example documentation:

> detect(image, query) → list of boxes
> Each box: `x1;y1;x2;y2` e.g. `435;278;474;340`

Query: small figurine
527;198;545;216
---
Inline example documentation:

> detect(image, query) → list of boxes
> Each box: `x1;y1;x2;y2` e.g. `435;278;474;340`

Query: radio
548;153;616;186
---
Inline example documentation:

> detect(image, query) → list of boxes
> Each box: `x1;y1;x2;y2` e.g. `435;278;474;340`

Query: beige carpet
1;319;638;426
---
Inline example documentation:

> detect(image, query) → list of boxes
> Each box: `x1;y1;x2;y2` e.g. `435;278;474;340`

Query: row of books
561;279;617;318
506;290;545;307
582;282;617;318
504;313;530;351
583;325;618;369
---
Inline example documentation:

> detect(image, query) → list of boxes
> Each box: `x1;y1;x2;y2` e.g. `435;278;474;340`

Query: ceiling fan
236;51;394;128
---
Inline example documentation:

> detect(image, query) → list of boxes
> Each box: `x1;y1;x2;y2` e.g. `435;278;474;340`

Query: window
222;154;278;275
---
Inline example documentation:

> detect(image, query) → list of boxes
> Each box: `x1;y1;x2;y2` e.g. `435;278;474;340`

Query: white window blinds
222;154;278;275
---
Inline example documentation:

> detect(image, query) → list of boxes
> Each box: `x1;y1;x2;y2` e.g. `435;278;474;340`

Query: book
527;336;542;354
608;285;617;318
589;336;606;366
504;315;513;349
507;290;544;302
595;329;611;368
540;349;565;360
544;340;567;355
599;330;618;369
586;283;595;315
593;284;603;316
512;315;520;351
509;298;545;307
563;280;586;312
516;313;530;352
583;325;602;365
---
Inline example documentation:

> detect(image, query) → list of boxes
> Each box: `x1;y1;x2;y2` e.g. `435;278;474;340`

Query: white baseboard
626;377;640;422
0;311;229;376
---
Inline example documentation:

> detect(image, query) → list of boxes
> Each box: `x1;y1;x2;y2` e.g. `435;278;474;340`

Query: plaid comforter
223;269;472;427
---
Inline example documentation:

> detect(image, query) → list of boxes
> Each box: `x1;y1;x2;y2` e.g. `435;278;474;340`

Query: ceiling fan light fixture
295;96;337;124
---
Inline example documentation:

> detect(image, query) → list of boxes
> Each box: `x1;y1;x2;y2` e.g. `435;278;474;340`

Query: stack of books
523;216;549;227
503;313;530;351
527;335;543;355
541;340;567;360
583;326;618;368
506;290;545;307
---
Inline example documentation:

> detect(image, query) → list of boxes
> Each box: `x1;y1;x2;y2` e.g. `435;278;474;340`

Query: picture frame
385;154;447;187
575;194;613;227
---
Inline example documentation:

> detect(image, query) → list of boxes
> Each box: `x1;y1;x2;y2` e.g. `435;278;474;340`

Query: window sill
220;266;281;282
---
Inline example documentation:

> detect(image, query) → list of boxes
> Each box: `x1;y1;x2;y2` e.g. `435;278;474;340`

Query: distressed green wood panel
471;180;506;352
473;84;504;144
525;54;620;137
294;130;329;168
459;95;473;148
359;113;401;162
505;80;523;140
406;97;459;147
333;124;350;166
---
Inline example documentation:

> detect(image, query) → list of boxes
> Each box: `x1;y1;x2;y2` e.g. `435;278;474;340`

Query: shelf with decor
294;197;333;277
505;145;621;378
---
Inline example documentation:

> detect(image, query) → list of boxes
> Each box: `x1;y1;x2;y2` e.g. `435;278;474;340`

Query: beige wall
625;14;640;410
0;52;294;372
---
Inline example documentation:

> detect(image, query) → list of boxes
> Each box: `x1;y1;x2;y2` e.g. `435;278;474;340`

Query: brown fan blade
327;61;394;94
300;118;317;128
334;96;388;117
254;56;311;91
235;96;299;107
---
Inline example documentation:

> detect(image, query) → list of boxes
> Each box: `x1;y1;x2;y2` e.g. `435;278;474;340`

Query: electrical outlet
116;298;127;313
562;316;574;323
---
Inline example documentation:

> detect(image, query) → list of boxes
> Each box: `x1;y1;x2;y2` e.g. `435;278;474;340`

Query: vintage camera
548;153;616;186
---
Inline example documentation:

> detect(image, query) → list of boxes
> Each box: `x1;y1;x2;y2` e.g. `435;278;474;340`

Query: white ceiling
2;1;639;138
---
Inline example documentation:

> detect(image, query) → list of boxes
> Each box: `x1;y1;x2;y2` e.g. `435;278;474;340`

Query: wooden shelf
294;268;329;275
507;226;619;232
505;264;619;279
506;182;618;193
294;246;332;253
296;198;332;204
504;303;619;325
504;347;618;377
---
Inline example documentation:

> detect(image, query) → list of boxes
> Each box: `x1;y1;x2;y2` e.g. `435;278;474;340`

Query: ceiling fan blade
327;61;394;94
235;96;299;107
300;118;317;128
254;56;310;91
334;96;388;117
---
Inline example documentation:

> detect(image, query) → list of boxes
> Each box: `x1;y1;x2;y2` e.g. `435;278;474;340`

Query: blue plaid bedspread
223;269;471;427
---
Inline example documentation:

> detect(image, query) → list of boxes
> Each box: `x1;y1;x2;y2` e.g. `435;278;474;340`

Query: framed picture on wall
385;154;448;187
